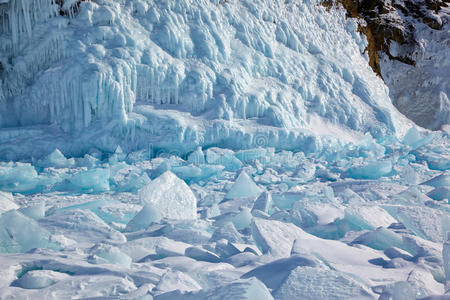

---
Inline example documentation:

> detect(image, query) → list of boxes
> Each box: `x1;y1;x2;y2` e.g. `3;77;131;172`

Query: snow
0;0;414;160
88;243;132;267
0;131;448;298
379;6;450;130
273;266;374;300
155;277;274;300
0;0;448;298
139;171;197;220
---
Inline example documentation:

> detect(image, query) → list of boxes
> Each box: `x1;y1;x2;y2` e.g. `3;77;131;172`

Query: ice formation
0;0;448;299
0;0;413;160
0;128;448;298
139;171;197;220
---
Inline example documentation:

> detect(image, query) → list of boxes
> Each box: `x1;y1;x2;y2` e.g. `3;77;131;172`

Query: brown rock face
324;0;448;77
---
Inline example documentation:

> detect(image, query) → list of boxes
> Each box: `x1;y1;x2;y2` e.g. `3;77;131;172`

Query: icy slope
0;0;411;159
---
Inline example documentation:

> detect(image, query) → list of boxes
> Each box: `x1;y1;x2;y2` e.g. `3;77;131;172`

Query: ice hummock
225;171;262;200
0;128;448;298
139;171;197;220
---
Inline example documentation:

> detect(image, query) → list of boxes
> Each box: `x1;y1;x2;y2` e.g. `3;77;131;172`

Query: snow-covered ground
0;127;449;299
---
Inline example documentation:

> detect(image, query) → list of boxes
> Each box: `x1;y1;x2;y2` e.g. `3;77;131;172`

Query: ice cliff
0;0;412;160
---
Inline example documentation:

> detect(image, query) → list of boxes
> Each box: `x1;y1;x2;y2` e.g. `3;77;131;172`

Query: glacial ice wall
0;0;411;159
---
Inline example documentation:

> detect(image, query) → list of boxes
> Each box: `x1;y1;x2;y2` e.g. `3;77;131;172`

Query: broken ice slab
421;172;450;188
0;191;19;214
225;171;262;200
139;171;197;220
348;160;392;180
0;210;58;253
427;187;450;201
88;243;132;267
125;204;162;232
155;277;273;300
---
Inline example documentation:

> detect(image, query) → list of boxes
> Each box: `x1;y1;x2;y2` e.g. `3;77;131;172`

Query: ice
344;205;396;231
187;147;205;165
225;171;262;200
39;209;126;244
185;246;221;263
444;233;450;286
403;127;423;147
300;202;344;226
206;148;243;172
273;267;373;300
125;204;161;233
384;247;414;261
37;149;75;168
155;270;201;295
0;0;448;296
88;243;132;267
0;210;57;252
230;207;253;230
351;227;404;251
0;191;18;214
402;235;443;260
210;222;243;244
68;168;110;193
241;255;318;290
214;239;241;259
0;0;412;159
383;205;446;242
0;162;39;193
348;160;393;179
139;171;197;220
421;172;450;188
427;187;450;201
251;191;272;215
19;202;45;220
13;270;70;289
171;164;224;183
120;236;190;262
155;277;274;300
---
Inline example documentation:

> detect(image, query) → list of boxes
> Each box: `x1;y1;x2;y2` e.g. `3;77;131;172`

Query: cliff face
327;0;449;130
0;0;411;160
